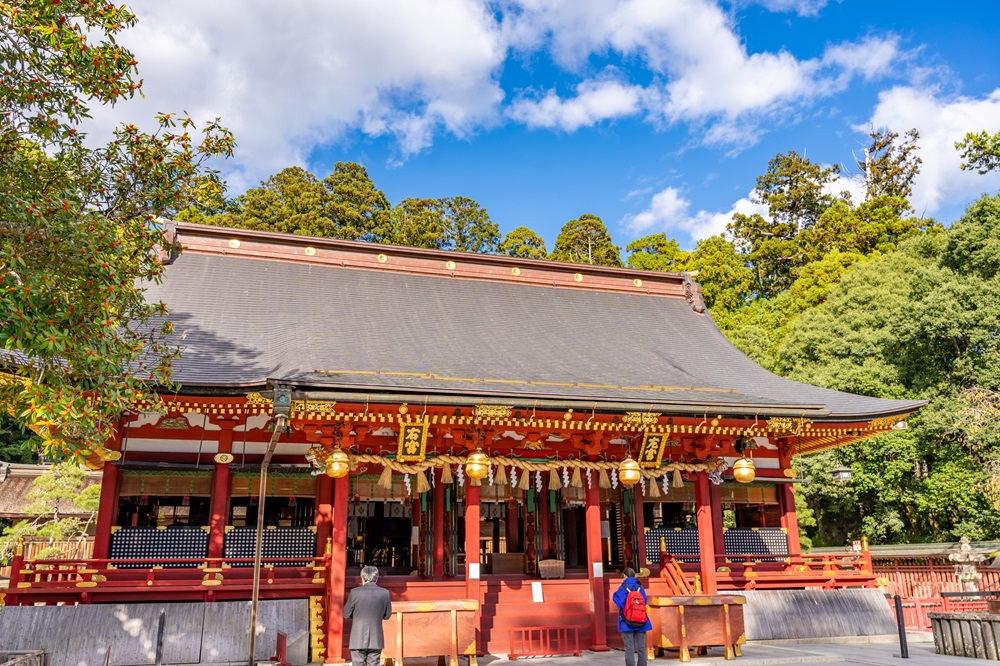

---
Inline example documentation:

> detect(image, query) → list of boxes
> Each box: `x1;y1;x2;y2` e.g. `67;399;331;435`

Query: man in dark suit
344;565;393;666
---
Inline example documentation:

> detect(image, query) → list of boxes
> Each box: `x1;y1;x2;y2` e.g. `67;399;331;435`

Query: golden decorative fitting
445;260;456;270
214;452;234;464
573;273;583;282
732;457;755;484
563;410;574;421
228;239;241;249
304;246;316;256
473;404;513;419
783;468;796;478
398;403;409;414
15;536;25;556
465;449;490;480
511;267;521;276
618;457;641;487
377;253;388;263
622;412;660;426
96;448;122;461
245;392;270;406
633;278;643;287
326;447;350;478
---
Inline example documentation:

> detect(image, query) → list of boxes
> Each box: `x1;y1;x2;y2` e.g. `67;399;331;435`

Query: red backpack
621;584;647;628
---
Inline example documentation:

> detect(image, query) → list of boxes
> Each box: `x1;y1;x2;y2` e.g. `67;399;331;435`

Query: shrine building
4;222;925;661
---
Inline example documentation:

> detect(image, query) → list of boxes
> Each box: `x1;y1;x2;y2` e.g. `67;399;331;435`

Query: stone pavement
464;633;997;666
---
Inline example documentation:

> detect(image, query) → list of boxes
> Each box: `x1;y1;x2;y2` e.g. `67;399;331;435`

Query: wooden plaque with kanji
397;423;429;462
638;432;667;468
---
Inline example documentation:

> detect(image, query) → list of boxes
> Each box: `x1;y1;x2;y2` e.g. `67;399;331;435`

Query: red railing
888;596;992;632
873;563;1000;597
6;554;327;605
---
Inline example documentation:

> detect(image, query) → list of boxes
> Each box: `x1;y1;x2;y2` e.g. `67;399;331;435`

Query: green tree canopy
956;130;1000;174
550;214;622;266
499;226;548;259
324;162;392;242
775;195;1000;543
0;463;99;564
1;0;234;458
625;234;690;271
858;127;922;201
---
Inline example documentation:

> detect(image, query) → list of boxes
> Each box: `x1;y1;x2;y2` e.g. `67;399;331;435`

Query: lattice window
723;527;788;560
109;526;208;568
224;526;315;567
645;528;700;557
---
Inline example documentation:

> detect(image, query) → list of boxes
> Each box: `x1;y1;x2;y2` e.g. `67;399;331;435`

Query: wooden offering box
646;595;746;662
381;599;479;666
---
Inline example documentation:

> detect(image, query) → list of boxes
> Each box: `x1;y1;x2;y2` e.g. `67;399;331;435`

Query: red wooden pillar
208;419;236;560
709;482;726;560
315;474;333;556
464;481;482;646
695;473;718;594
505;500;520;553
93;462;120;560
93;418;125;560
324;473;350;664
433;468;445;580
635;484;647;568
585;478;609;651
778;483;802;556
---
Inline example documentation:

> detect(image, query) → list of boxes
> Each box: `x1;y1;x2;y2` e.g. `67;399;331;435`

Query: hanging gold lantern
465;449;490;480
733;457;755;484
618;457;641;487
325;447;350;479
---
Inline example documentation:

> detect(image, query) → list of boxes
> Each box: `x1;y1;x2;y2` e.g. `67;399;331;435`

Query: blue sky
102;1;1000;252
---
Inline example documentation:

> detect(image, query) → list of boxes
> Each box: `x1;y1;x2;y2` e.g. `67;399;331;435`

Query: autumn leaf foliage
0;0;234;459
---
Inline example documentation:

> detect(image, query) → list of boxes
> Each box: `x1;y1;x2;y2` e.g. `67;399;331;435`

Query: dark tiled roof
147;250;923;419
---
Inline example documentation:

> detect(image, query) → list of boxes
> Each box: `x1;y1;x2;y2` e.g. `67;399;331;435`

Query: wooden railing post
6;536;25;606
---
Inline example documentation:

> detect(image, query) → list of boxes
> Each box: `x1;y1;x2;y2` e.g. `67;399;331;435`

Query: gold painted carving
766;417;811;434
95;448;121;461
214;452;234;464
157;416;190;430
869;414;907;430
511;267;521;276
245;392;269;406
623;412;660;427
292;400;338;417
473;405;513;419
397;422;429;462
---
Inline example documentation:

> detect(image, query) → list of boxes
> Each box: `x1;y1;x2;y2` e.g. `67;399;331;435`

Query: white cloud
79;0;906;189
822;34;901;84
508;77;645;130
84;1;505;189
620;187;768;244
503;1;902;148
744;0;828;17
867;87;1000;217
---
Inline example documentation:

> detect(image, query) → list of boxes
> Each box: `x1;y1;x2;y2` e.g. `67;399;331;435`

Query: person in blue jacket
613;567;652;666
